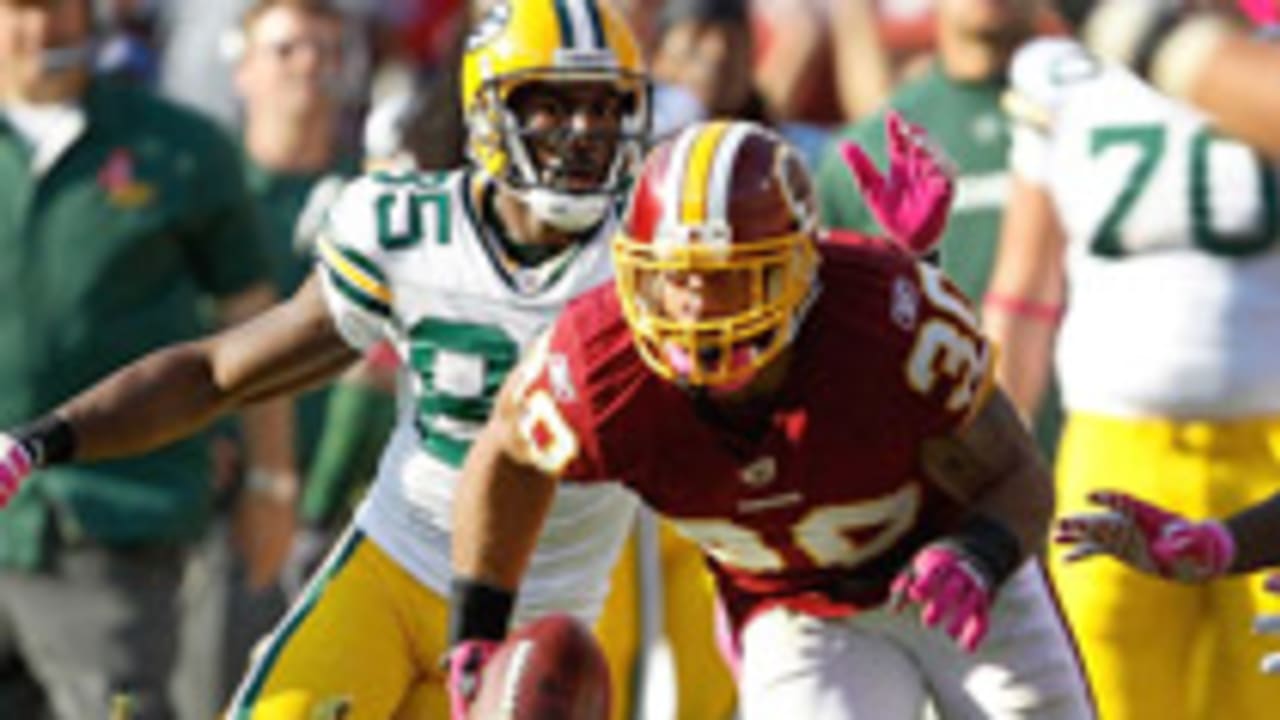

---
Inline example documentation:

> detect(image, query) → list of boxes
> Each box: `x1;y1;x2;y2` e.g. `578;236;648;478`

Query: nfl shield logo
740;456;777;488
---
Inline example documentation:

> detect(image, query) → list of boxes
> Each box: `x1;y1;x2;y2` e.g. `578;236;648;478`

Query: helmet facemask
469;70;650;232
615;224;818;391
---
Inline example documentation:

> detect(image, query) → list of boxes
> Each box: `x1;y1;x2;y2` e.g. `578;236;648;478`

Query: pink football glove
445;639;500;719
0;433;33;509
1054;490;1235;582
1238;0;1279;26
891;543;992;653
839;110;955;257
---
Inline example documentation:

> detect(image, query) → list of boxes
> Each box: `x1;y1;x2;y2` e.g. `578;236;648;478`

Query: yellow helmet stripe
679;121;733;225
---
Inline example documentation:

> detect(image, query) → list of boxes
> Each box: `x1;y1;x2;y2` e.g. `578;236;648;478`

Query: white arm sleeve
314;176;396;351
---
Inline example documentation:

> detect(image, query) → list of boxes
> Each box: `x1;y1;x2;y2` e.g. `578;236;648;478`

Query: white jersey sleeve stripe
317;236;392;317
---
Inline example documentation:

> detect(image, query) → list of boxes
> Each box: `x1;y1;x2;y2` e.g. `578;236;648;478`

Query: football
468;614;611;720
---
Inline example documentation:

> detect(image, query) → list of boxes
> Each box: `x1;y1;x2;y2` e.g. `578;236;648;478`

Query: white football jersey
316;169;639;624
1008;38;1280;418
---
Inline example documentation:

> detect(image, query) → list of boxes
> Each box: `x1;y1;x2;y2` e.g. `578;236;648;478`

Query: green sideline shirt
0;78;269;567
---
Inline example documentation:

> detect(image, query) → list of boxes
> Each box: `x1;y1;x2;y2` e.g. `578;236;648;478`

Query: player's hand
891;542;993;653
839;110;954;257
445;639;500;719
1255;573;1280;674
0;433;33;509
1054;490;1235;582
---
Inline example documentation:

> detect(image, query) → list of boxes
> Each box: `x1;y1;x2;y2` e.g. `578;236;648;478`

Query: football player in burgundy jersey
446;120;1095;719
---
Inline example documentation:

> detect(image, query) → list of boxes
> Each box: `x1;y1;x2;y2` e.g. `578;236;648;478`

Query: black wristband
448;577;515;645
13;415;76;468
947;514;1023;590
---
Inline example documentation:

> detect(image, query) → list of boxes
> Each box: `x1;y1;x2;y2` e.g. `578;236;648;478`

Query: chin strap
519;186;611;233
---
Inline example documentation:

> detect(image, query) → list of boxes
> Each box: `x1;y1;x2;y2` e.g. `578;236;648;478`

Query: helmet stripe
680;121;733;225
705;123;755;224
660;125;702;233
578;0;607;49
552;0;577;49
557;0;604;51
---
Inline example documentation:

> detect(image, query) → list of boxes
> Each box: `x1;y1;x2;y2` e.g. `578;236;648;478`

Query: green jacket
0;77;269;568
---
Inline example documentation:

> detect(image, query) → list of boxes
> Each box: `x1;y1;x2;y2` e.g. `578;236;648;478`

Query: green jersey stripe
579;0;605;49
228;529;364;718
324;265;392;318
553;0;576;49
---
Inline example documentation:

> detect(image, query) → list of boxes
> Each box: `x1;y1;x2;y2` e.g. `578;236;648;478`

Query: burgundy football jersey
515;233;993;632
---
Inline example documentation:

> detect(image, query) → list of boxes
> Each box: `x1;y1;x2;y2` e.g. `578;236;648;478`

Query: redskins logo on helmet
462;0;651;232
613;121;821;390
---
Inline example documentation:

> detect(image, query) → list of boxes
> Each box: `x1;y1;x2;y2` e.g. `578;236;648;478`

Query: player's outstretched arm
6;275;356;473
1186;30;1280;159
448;360;562;717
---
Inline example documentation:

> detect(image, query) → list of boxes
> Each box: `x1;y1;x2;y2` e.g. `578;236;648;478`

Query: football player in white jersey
985;7;1280;718
0;1;653;718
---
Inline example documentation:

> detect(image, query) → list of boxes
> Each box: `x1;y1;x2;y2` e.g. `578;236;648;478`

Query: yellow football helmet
613;121;821;390
461;0;651;231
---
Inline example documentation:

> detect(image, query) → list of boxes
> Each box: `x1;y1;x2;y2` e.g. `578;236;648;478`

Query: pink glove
0;434;33;509
445;639;500;719
1054;490;1235;582
839;110;955;257
1238;0;1279;26
890;543;992;653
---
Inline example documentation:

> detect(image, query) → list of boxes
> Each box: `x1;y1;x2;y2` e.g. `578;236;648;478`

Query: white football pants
738;560;1095;719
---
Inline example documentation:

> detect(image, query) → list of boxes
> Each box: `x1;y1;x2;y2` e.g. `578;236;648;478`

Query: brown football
469;614;611;720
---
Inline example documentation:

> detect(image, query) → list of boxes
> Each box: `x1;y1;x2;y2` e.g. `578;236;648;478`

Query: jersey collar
462;171;605;296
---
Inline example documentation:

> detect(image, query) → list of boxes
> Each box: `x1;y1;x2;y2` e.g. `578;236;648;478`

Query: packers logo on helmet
465;3;511;51
462;0;651;232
